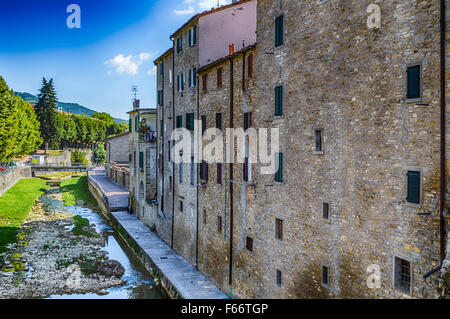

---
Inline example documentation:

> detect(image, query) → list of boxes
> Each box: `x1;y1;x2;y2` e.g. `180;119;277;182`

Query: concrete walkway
87;167;227;299
87;166;129;211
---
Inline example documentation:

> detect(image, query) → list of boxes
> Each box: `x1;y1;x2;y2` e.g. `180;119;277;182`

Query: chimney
133;99;140;109
229;43;235;55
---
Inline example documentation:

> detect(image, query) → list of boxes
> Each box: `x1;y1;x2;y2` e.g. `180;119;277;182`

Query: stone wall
106;133;130;163
106;163;130;189
0;167;32;197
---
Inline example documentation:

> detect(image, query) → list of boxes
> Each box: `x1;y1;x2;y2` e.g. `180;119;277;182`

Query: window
188;67;197;88
201;115;207;135
139;152;144;172
200;161;208;181
394;257;411;293
135;115;140;131
216;113;222;131
407;65;421;100
407;170;421;204
275;153;283;182
179;161;183;184
246;236;253;252
275;15;284;47
217;67;223;88
314;129;323;153
180;200;183;212
159;62;164;77
157;90;163;106
188;25;197;46
275;86;283;116
203;208;207;224
276;270;282;287
275;218;283;240
129;118;132;132
217;163;222;184
176;115;183;128
244;112;252;131
177;73;184;92
322;266;329;286
176;36;183;53
186;113;194;131
323;202;330;220
247;54;254;78
160;120;163;137
218;215;223;233
161;195;164;213
202;73;208;92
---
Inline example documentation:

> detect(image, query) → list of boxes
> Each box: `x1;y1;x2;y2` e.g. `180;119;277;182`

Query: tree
0;76;42;161
93;144;106;164
35;78;58;151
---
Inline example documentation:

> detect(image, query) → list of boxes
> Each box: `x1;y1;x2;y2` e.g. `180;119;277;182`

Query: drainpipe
229;58;234;297
439;0;447;264
195;69;200;269
425;0;447;279
170;36;176;250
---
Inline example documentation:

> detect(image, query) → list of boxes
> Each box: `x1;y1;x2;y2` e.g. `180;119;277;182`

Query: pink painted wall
198;0;257;67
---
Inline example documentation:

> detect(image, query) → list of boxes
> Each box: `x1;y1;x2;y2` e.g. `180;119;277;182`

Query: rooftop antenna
131;86;138;101
217;0;220;7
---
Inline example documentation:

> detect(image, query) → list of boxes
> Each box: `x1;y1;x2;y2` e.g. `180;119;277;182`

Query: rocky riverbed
0;190;126;299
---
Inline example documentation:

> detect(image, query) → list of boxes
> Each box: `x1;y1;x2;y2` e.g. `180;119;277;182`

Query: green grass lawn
60;175;97;208
0;178;48;255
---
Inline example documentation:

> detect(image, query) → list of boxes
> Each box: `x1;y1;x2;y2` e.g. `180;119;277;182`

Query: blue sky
0;0;231;120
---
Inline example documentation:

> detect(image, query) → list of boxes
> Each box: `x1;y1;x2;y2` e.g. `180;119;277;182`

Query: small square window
276;270;282;287
322;266;329;286
275;218;283;240
394;257;411;293
246;237;253;252
323;203;330;220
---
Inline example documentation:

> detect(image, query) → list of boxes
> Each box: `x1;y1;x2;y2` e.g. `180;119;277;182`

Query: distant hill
14;91;126;124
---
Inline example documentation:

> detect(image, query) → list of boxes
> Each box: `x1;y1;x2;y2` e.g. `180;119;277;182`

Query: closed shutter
275;153;283;182
244;112;252;130
176;115;183;128
193;25;197;45
407;171;420;204
202;74;208;92
129;118;132;132
135;116;139;132
275;15;284;47
407;65;420;99
248;54;254;78
217;163;222;184
201;115;206;134
275;86;283;116
243;157;249;182
216;113;222;130
186;113;194;131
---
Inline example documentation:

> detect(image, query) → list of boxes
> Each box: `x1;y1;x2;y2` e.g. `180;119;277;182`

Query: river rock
96;260;125;278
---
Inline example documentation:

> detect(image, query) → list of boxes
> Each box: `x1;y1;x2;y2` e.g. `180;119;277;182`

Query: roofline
127;108;157;115
197;43;256;73
153;47;174;65
105;132;129;141
169;0;255;39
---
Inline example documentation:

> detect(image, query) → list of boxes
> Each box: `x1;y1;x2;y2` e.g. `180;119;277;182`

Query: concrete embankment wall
0;167;32;197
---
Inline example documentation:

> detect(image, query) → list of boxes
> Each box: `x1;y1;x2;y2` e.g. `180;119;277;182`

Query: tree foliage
93;144;106;164
35;77;58;149
0;77;42;161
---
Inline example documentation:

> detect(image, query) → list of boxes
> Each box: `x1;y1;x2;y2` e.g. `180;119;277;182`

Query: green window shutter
193;25;197;44
176;115;183;128
275;86;283;116
193;67;197;87
407;65;420;99
407;171;420;204
139;152;144;172
275;153;283;182
129;118;132;132
275;15;284;47
135;116;139;131
186;113;194;131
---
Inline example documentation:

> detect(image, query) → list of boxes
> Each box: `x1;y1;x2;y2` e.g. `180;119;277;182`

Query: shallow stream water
41;190;168;299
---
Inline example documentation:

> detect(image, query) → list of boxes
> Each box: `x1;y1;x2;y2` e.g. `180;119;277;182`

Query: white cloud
146;66;157;76
173;0;232;15
105;52;153;75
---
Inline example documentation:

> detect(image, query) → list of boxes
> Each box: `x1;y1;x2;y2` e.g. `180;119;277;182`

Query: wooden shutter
202;74;208;92
193;25;197;44
139;152;144;171
276;219;283;240
217;163;222;184
275;86;283;116
216;113;222;130
407;171;420;204
407;65;420;99
201;115;206;134
217;68;222;88
275;15;284;47
244;112;252;130
243;157;249;182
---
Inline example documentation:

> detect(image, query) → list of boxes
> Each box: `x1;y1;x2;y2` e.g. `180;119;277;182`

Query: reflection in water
44;192;168;299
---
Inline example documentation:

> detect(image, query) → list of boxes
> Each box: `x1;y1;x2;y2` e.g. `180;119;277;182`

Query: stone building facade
149;0;449;299
105;132;130;164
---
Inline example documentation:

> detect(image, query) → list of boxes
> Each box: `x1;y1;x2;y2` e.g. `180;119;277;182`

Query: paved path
87;166;129;211
87;167;227;299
